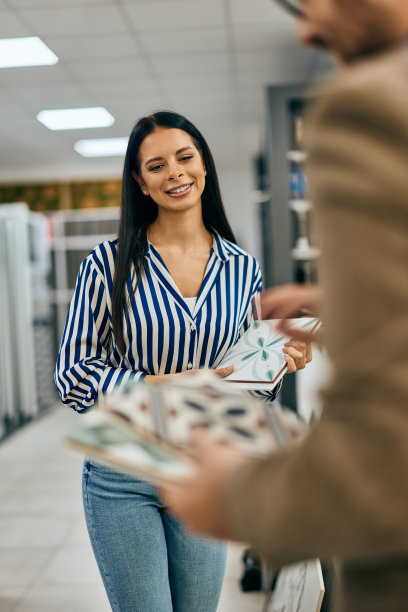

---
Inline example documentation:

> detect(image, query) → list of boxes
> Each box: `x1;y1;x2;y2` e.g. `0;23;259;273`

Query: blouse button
187;362;193;370
190;323;196;331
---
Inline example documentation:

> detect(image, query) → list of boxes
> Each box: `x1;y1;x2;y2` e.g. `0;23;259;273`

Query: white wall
218;164;261;264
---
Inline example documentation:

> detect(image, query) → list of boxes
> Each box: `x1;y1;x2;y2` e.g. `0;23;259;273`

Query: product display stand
0;204;39;439
49;207;120;352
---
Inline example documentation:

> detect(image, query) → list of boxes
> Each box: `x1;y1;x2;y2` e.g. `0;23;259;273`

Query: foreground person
162;2;408;610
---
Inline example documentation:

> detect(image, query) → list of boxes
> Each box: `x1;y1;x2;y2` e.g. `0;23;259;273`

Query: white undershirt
184;297;197;314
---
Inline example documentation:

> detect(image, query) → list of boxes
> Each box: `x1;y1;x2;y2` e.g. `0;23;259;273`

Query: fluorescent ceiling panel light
0;36;58;68
37;107;115;131
74;137;128;157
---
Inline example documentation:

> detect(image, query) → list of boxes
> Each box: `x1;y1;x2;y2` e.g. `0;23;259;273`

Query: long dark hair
112;110;236;356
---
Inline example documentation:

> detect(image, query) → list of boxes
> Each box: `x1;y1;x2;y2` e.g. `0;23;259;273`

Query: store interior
0;1;333;611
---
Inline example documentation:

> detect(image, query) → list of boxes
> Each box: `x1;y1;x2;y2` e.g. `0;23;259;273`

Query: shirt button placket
188;319;197;370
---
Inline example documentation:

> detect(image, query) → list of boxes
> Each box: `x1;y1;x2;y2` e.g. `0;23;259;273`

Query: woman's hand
144;365;234;385
283;339;312;373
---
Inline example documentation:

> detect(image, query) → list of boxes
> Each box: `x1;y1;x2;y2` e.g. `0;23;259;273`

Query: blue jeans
82;460;227;612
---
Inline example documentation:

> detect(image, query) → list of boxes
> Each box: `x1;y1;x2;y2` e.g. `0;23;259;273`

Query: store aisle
0;408;264;612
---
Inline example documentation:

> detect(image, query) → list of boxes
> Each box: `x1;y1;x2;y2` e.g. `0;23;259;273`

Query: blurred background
0;1;332;610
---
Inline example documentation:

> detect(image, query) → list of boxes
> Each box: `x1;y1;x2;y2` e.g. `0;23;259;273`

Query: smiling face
295;0;408;63
134;127;207;214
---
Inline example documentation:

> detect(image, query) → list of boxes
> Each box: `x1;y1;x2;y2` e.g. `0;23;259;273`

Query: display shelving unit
49;207;120;354
0;203;55;440
261;85;320;412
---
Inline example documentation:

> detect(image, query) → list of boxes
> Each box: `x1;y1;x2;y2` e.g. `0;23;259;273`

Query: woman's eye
149;164;163;172
179;155;193;162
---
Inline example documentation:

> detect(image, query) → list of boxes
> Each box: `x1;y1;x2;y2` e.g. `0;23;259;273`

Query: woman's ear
132;169;149;195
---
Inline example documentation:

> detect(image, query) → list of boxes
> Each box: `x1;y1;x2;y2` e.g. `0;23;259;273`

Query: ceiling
0;0;332;184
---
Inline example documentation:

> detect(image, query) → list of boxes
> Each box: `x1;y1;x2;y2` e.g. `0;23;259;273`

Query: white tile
236;49;312;74
38;545;102;586
224;543;245;582
230;0;292;27
99;100;169;128
0;488;83;520
0;586;26;612
0;549;52;587
218;579;264;612
10;84;92;110
150;52;231;77
0;65;69;89
139;27;228;55
124;0;225;31
0;517;72;548
232;24;300;51
63;517;90;547
67;57;149;81
43;34;138;61
15;584;111;612
85;78;159;101
0;10;31;37
19;5;128;37
161;72;233;95
8;0;104;6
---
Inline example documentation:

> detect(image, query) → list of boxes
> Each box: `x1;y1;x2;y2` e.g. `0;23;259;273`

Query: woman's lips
165;183;193;197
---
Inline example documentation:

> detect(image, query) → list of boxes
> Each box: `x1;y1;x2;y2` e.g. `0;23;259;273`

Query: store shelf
49;208;120;346
289;199;311;214
287;150;308;163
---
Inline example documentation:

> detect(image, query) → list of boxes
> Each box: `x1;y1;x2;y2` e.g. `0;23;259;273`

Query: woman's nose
167;162;183;180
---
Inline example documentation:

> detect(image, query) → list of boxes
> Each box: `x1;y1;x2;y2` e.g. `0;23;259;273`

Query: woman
55;111;308;612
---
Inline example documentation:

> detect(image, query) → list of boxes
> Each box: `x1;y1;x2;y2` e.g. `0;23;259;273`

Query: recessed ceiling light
0;36;58;68
37;107;115;131
74;137;129;157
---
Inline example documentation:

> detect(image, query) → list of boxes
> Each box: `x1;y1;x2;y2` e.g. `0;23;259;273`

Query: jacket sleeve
55;256;146;412
219;74;408;566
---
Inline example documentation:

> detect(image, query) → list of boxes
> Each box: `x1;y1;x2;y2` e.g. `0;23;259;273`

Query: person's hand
159;430;248;539
261;284;323;342
144;365;234;384
283;339;313;373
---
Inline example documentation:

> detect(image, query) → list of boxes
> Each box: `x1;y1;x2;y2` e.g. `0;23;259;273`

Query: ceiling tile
168;93;234;120
236;49;313;74
160;73;233;95
84;77;159;102
97;100;173;132
66;57;149;81
237;66;308;91
150;52;231;77
0;10;31;37
229;0;293;27
7;0;106;6
139;27;227;55
232;24;299;51
9;82;93;110
123;0;225;31
19;4;128;37
43;34;138;61
0;100;32;121
0;64;70;86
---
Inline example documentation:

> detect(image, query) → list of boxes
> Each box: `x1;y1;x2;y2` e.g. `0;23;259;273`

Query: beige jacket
221;46;408;610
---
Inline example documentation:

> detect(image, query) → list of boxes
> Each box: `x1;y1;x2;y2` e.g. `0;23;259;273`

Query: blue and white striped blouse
55;232;269;412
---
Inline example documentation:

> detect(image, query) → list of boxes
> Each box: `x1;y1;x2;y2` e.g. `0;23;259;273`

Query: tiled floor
0;407;264;611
